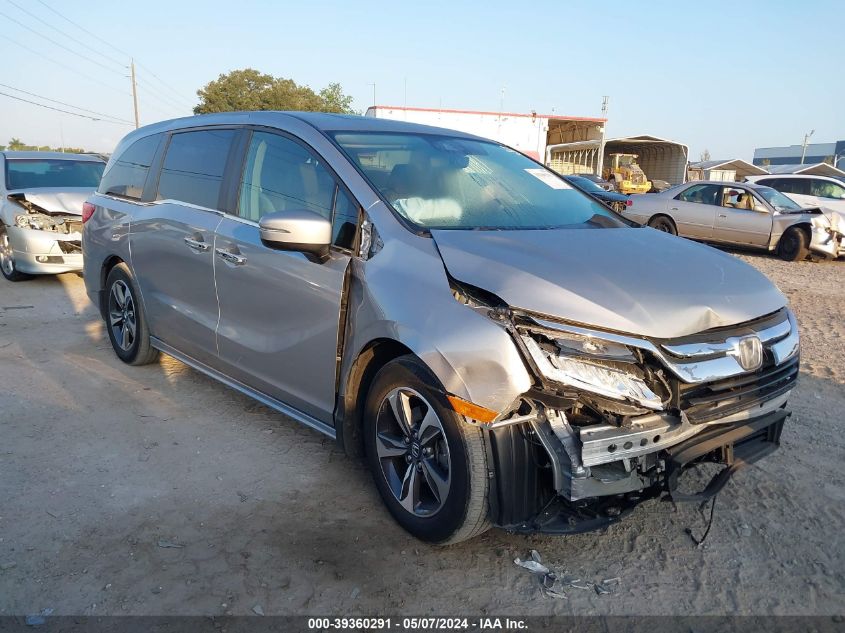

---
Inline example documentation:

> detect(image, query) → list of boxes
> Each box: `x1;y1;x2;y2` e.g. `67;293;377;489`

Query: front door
213;130;356;423
713;186;772;246
130;128;236;365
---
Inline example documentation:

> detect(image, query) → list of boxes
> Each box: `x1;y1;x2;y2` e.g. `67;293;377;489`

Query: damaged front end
454;281;799;534
9;193;84;237
807;209;845;258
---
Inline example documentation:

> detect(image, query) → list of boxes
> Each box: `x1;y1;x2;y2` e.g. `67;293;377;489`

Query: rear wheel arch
99;255;125;318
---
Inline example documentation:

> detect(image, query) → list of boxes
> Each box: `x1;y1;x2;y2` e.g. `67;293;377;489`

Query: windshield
331;132;623;230
5;159;105;190
756;186;803;212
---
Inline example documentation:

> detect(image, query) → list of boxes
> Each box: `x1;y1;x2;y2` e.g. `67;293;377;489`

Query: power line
35;0;130;58
135;76;192;113
3;34;132;97
135;61;195;108
0;90;132;125
0;8;125;76
34;0;195;107
5;0;126;71
0;82;133;124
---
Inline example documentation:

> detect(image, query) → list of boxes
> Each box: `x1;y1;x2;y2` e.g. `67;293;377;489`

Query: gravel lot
0;252;843;617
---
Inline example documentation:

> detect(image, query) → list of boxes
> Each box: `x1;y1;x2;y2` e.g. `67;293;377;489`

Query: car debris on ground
513;550;622;600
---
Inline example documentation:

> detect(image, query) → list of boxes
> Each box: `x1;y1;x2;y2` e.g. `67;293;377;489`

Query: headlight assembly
521;333;663;410
15;213;66;231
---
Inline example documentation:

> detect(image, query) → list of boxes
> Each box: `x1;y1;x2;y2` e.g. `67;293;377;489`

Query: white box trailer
365;105;606;166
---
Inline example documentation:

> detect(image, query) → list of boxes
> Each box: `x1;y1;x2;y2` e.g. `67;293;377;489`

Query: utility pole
130;59;140;129
800;129;815;164
597;95;610;177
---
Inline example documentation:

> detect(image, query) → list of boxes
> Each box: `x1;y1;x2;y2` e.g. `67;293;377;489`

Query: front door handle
718;213;727;218
184;236;209;251
670;207;679;211
215;248;246;266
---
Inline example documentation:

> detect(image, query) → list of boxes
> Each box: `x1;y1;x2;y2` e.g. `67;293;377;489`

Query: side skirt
150;337;337;440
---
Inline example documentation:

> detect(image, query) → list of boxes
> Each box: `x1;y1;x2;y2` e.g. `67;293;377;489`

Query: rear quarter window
98;134;163;199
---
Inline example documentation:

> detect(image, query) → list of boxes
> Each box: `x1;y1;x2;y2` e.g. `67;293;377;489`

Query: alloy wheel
0;230;15;276
108;280;137;351
375;387;452;517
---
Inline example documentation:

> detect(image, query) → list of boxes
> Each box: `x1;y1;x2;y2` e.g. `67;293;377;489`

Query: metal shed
603;135;689;185
688;159;768;182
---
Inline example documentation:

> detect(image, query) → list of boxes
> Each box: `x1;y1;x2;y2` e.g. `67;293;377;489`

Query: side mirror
258;209;332;259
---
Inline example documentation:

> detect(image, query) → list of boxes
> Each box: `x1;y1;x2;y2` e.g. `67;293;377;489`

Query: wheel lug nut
405;454;412;463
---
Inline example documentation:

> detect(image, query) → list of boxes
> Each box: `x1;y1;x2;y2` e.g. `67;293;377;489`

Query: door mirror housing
258;209;332;258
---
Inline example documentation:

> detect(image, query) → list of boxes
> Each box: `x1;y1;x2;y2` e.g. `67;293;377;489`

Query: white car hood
9;188;92;216
432;226;787;340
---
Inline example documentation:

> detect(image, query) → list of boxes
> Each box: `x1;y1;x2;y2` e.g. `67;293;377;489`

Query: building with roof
688;159;768;182
365;104;606;167
757;162;845;178
753;140;845;169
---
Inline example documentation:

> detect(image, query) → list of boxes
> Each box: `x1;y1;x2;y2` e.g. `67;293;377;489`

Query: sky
0;0;842;160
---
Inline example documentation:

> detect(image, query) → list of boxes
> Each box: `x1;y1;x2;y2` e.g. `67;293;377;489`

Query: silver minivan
83;113;799;543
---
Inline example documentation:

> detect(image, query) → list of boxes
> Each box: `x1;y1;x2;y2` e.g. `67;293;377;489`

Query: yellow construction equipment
602;153;652;195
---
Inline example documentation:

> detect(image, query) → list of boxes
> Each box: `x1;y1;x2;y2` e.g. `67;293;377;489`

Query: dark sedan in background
563;174;631;213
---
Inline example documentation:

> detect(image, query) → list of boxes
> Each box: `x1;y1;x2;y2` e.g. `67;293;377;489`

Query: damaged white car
624;180;845;260
84;114;799;543
0;151;105;281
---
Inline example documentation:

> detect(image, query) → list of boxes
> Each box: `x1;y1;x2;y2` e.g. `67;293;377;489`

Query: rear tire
0;224;33;282
363;355;490;544
777;227;810;262
104;263;159;365
648;215;678;235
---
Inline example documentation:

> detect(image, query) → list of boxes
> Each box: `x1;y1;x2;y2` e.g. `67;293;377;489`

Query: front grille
58;240;82;254
678;355;799;423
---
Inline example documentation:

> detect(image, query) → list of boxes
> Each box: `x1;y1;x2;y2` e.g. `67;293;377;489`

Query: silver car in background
0;151;105;281
624;180;845;260
83;113;799;543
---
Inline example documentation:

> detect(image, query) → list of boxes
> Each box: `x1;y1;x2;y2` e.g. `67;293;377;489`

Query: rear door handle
184;236;209;251
670;207;679;211
215;248;246;266
718;214;727;218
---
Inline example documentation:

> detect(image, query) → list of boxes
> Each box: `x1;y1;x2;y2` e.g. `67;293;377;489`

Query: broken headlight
15;213;66;231
521;332;663;410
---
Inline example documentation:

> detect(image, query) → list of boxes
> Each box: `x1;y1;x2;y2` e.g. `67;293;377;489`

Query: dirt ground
0;251;843;617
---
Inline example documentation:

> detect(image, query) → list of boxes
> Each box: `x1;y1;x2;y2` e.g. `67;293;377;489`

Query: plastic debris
544;587;569;600
156;539;184;549
513;557;549;575
530;550;542;564
594;582;612;595
252;604;265;616
25;608;53;627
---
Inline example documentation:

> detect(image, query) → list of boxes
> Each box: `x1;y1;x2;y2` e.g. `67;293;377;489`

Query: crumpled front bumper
6;225;83;274
809;218;845;258
494;407;788;534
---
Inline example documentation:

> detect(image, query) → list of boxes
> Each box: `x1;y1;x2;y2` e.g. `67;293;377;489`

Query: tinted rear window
7;159;104;190
157;129;235;210
99;134;162;199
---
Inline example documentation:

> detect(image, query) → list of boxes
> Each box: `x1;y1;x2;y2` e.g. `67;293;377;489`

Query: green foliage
5;138;88;153
194;69;356;115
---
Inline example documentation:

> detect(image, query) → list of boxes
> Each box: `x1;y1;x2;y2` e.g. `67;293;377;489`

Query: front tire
0;224;32;282
648;215;678;235
363;356;490;544
777;227;810;262
104;263;159;365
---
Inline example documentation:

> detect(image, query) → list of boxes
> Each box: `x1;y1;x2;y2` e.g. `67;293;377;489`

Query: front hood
7;188;92;216
432;227;787;339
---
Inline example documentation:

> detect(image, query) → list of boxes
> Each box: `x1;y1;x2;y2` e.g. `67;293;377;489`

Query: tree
194;69;355;115
700;148;711;162
319;82;356;114
8;138;25;150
